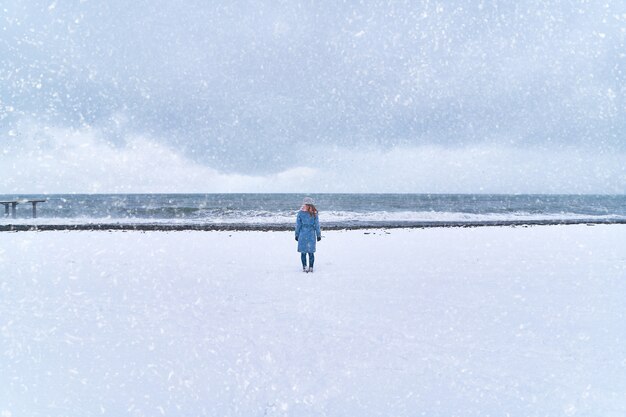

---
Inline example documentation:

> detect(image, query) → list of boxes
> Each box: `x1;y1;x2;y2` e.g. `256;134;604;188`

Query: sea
1;194;625;230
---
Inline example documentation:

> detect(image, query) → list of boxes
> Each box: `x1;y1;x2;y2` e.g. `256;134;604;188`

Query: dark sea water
1;194;625;229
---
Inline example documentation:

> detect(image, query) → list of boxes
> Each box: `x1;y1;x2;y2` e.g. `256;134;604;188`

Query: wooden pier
0;199;46;219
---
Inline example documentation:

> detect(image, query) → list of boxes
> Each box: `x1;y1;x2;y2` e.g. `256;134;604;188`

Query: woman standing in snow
295;197;321;273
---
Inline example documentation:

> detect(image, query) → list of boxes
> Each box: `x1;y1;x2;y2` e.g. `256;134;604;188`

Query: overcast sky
1;0;624;193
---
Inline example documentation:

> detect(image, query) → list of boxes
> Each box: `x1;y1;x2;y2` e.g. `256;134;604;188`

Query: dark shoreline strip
1;218;626;232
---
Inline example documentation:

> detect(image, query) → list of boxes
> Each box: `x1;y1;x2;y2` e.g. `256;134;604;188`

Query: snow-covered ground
1;225;625;416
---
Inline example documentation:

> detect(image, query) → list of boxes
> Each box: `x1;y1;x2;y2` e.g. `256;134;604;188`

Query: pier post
0;199;46;219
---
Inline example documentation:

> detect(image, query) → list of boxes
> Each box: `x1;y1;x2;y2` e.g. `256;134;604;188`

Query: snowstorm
1;0;624;193
2;2;626;417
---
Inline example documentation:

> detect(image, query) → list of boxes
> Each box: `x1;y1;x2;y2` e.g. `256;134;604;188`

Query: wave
3;210;625;227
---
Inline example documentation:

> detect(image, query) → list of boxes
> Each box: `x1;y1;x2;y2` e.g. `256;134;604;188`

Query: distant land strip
2;219;626;232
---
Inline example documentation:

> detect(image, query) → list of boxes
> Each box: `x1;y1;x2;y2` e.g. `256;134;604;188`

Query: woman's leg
301;253;307;268
308;253;315;268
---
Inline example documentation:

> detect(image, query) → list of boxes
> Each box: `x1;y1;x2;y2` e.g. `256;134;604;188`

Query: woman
295;197;322;273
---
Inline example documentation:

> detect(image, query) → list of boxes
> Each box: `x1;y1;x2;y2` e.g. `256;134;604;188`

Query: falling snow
0;1;624;193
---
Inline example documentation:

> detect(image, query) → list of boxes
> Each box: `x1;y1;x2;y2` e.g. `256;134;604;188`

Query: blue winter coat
295;210;321;253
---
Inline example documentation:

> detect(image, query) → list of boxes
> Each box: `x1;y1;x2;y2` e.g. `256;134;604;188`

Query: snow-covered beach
1;225;625;416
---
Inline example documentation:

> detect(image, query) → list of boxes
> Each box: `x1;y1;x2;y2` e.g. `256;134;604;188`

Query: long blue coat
295;210;321;253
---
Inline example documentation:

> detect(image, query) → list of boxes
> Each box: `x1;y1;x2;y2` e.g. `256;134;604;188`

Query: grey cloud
1;0;624;174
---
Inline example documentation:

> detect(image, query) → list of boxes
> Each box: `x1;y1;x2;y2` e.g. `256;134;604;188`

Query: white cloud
0;125;318;194
310;145;626;194
1;124;624;194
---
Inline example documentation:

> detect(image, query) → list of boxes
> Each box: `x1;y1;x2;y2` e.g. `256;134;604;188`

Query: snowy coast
1;225;625;416
2;216;626;232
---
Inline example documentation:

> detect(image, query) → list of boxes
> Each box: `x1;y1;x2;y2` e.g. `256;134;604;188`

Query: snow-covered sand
1;225;625;416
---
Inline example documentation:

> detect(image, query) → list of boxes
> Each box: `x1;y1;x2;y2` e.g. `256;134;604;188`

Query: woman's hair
303;203;318;217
